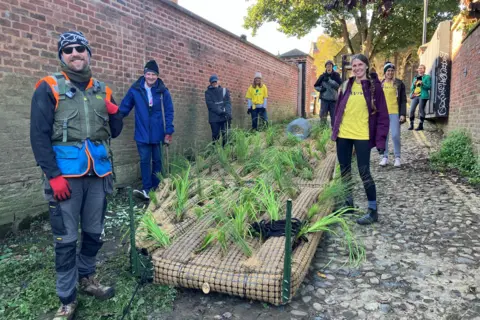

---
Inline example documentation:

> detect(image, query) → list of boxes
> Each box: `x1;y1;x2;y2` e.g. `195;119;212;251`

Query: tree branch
365;6;378;58
339;17;355;54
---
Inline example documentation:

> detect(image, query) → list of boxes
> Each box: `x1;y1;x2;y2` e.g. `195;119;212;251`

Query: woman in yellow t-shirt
245;72;268;130
331;54;389;225
379;62;407;168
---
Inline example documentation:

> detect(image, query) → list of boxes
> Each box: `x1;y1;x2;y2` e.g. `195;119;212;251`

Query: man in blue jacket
120;60;175;200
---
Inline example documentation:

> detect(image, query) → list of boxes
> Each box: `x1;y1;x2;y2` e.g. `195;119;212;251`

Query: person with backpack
30;31;123;319
246;72;268;130
331;54;389;225
314;60;342;127
120;60;175;200
408;64;431;131
379;62;407;167
205;74;232;146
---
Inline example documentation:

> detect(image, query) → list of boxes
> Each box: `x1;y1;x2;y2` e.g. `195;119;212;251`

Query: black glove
378;149;385;155
225;113;232;121
247;108;251;115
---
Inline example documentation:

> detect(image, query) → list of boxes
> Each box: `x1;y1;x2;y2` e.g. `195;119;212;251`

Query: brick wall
280;55;316;117
0;0;299;233
439;23;480;153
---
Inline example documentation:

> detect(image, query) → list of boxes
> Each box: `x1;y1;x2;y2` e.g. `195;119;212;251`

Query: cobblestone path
156;122;480;320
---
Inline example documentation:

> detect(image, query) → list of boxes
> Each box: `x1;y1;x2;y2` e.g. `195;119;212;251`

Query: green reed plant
298;207;365;266
231;129;250;163
172;164;192;222
316;126;332;155
283;132;301;147
255;178;282;221
148;190;159;208
141;211;171;248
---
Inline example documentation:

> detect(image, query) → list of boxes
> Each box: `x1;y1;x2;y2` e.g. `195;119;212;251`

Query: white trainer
379;157;388;167
133;189;150;200
394;158;401;167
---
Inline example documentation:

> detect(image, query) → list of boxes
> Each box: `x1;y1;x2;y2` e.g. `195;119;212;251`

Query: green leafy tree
244;0;459;61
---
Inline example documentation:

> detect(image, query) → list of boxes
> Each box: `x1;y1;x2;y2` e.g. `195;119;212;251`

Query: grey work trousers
45;175;113;305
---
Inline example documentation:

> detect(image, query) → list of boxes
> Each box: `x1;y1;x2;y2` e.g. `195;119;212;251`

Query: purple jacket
331;73;389;150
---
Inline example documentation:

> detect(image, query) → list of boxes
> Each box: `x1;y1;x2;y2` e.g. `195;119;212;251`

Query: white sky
178;0;324;56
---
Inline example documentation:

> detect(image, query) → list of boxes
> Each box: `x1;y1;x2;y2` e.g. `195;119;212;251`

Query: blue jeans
136;142;162;191
251;108;268;130
384;114;401;159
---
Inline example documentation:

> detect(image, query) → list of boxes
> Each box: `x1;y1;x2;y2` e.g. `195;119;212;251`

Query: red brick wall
280;55;316;117
442;25;480;152
0;0;298;231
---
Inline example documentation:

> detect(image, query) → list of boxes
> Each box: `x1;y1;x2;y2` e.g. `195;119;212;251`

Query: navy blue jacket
205;85;232;123
120;76;174;144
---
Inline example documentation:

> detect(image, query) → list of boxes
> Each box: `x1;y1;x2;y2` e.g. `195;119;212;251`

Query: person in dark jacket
379;62;407;167
30;31;123;320
205;74;232;146
314;60;342;127
331;54;389;225
120;60;175;200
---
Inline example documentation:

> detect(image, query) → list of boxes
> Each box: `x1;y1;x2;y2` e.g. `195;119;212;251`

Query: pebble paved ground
155;121;480;320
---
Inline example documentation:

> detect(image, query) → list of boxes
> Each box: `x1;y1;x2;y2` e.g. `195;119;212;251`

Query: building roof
279;49;308;57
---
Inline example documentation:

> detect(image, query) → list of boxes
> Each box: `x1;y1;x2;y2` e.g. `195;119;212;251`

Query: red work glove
164;134;172;145
49;176;72;201
104;99;119;115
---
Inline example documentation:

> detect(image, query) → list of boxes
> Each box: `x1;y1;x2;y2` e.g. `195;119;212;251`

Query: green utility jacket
410;74;431;100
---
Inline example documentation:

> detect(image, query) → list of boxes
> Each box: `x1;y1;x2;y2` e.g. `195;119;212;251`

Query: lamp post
422;0;429;44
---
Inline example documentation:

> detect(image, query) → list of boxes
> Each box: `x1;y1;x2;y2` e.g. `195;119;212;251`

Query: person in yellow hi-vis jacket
245;72;268;130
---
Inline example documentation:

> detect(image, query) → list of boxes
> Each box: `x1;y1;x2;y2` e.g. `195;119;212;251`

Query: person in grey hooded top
205;74;232;146
314;60;342;127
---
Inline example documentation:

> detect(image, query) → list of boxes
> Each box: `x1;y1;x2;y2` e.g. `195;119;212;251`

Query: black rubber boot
415;122;424;131
408;120;414;130
356;208;378;225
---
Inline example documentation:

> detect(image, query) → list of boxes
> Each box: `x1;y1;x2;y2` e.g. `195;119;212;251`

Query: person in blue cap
205;74;232;146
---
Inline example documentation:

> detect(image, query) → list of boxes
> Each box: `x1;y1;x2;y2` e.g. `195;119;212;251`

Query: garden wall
0;0;302;233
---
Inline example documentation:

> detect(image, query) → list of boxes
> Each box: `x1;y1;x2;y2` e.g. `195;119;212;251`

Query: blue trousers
251;108;268;130
384;114;401;159
136;142;162;191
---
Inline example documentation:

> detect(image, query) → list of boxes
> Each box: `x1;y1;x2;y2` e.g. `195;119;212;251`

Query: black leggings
336;138;376;202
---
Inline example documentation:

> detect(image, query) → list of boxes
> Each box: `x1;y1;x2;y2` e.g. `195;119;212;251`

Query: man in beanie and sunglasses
205;74;232;146
120;60;175;200
30;31;124;319
314;60;342;127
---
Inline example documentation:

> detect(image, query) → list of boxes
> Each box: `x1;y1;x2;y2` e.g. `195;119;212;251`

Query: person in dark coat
314;60;342;127
205;74;232;146
120;60;175;200
331;54;389;226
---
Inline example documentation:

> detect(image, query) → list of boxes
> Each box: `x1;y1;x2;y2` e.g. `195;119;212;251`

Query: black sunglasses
62;45;87;55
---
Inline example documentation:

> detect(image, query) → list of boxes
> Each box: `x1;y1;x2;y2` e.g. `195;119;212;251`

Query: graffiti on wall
435;51;450;117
